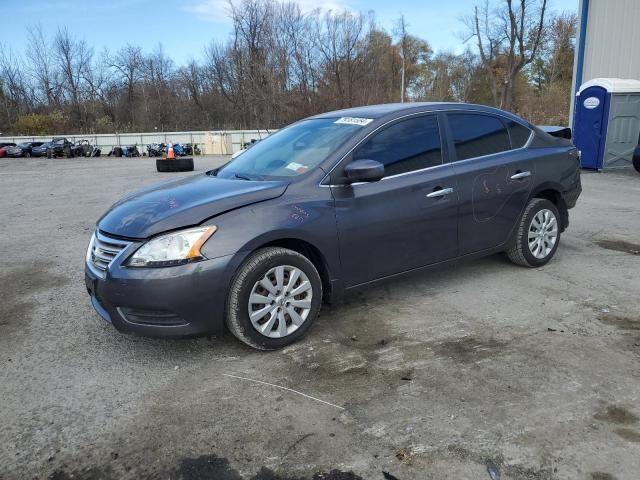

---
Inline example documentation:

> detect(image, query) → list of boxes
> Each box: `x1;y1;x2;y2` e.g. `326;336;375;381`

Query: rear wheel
226;247;322;350
633;145;640;173
507;198;561;267
24;151;31;158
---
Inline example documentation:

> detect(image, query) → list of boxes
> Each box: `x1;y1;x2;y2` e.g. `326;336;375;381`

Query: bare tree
1;0;573;135
54;28;93;109
466;0;548;110
26;24;59;106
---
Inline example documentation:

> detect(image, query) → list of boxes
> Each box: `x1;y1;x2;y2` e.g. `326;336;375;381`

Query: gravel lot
1;155;639;480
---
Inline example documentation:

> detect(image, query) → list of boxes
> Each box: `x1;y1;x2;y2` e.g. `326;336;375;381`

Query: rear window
448;113;511;161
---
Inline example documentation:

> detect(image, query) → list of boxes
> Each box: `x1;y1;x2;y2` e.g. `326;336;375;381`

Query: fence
0;130;274;155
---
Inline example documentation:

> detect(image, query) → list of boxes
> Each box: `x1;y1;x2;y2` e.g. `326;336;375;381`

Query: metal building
570;0;640;126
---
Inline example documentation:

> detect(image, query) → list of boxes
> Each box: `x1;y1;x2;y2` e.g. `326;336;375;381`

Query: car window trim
320;108;532;186
443;110;533;164
320;111;446;186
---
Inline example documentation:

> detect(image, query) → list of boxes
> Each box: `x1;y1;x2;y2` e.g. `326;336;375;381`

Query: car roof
309;102;527;124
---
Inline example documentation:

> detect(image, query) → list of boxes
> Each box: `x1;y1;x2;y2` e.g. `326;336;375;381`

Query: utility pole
397;15;408;103
401;52;405;103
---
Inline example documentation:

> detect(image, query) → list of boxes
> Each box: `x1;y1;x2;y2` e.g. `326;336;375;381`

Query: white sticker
583;97;600;109
285;162;307;173
334;117;374;126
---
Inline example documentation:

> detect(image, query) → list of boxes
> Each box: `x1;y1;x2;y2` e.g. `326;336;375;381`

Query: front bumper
85;252;236;337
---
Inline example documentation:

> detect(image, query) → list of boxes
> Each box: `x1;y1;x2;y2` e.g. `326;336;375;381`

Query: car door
444;112;535;256
329;113;458;287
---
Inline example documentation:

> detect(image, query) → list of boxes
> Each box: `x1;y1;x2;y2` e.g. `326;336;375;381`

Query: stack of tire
156;157;194;172
156;144;194;172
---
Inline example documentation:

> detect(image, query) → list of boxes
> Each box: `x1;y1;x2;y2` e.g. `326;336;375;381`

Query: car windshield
214;118;367;180
17;143;29;147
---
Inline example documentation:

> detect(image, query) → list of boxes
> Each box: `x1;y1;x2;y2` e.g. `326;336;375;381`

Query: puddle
594;405;639;425
596;239;640;255
429;336;507;363
614;428;640;443
598;314;640;331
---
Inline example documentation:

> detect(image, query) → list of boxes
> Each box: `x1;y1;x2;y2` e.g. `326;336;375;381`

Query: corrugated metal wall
582;0;640;81
0;130;273;155
571;0;640;123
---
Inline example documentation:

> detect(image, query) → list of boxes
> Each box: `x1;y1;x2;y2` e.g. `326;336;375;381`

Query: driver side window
352;114;442;177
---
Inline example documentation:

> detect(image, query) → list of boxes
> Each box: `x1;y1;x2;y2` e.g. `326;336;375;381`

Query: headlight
86;232;96;262
126;226;217;267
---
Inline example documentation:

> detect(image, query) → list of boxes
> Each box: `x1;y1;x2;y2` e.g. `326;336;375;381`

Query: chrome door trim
426;187;454;198
320;108;534;188
510;171;532;180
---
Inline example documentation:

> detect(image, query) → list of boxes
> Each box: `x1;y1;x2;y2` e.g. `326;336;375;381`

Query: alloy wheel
248;265;313;338
528;208;558;259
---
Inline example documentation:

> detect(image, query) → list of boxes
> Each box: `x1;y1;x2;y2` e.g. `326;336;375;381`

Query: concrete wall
570;0;640;124
0;130;273;155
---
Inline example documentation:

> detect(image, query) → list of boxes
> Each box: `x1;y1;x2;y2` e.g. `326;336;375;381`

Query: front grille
89;231;131;274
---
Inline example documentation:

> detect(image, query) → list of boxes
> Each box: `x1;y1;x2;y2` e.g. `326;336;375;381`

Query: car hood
98;173;288;239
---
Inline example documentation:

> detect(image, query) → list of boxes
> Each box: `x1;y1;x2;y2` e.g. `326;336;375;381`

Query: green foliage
14;114;53;135
13;111;66;135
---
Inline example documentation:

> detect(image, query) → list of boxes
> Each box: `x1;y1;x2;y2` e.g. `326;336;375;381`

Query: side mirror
344;159;384;183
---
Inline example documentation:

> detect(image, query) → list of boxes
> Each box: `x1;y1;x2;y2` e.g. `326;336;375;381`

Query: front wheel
226;247;322;350
507;198;561;267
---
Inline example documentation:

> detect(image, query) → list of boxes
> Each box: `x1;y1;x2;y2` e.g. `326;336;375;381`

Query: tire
24;152;31;158
47;149;52;159
507;198;561;268
226;247;323;350
114;147;123;157
633;145;640;173
156;158;193;172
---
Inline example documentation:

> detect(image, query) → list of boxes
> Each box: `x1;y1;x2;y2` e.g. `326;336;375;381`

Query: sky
1;0;578;65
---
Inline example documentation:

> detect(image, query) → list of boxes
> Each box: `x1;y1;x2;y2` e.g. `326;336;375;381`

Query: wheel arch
229;234;335;304
529;183;568;231
257;238;333;303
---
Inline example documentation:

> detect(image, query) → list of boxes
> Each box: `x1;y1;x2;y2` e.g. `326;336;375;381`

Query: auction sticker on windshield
334;117;374;126
286;162;308;173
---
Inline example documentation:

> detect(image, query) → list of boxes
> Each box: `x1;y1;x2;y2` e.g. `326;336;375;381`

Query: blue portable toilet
574;78;640;170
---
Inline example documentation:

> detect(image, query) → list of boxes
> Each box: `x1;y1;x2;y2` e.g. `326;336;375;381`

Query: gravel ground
0;155;639;480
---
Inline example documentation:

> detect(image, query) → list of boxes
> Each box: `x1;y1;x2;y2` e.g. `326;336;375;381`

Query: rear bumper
85;253;236;337
564;173;582;209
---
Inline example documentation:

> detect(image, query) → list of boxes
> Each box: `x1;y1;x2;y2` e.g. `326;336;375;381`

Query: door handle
426;187;454;198
510;171;531;180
